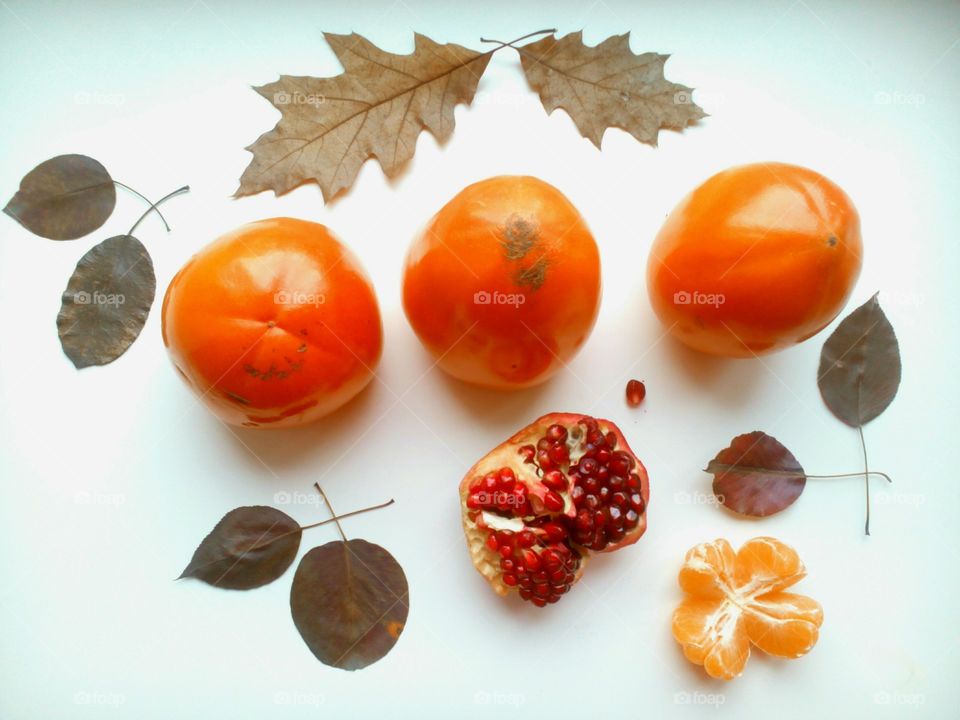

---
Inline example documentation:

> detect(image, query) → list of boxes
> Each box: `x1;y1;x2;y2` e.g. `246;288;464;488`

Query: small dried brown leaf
57;234;156;368
818;293;901;427
518;31;706;148
291;539;408;671
4;154;115;240
706;431;806;517
180;506;302;590
237;33;492;201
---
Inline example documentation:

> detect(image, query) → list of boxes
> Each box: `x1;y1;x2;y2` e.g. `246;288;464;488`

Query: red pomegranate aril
548;444;568;464
503;574;517;586
518;530;536;548
519;445;535;462
543;490;565;512
522;550;542;572
626;379;646;407
486;535;499;551
540;523;566;542
542;470;567;491
547;424;567;441
579;458;598;476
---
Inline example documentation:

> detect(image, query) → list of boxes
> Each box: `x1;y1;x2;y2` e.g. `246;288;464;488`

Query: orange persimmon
161;218;382;428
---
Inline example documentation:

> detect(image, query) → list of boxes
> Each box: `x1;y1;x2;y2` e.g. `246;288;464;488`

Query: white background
1;0;958;718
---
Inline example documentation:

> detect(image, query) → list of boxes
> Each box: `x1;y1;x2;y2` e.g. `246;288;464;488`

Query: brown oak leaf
236;33;492;201
517;31;706;147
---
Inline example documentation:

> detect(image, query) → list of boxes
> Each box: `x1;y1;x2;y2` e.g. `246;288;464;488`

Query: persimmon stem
806;470;892;483
114;181;170;231
859;425;871;536
480;28;556;52
127;184;189;236
314;483;347;541
298;498;394;534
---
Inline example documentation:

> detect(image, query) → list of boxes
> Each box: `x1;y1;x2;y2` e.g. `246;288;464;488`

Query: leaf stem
298;498;394;534
314;483;347;541
806;470;892;483
480;28;556;52
127;184;189;237
113;181;171;231
859;425;871;536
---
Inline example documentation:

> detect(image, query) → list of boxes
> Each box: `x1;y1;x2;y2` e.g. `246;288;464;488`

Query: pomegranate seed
626;379;646;407
541;522;567;542
518;530;536;548
522;550;542;572
499;467;516;483
542;470;567;491
503;574;517;586
579;458;598;476
546;424;568;442
499;545;513;559
543;490;565;512
486;534;499;551
548;444;568;464
519;445;535;462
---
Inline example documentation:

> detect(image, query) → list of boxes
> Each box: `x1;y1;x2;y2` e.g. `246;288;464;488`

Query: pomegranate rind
459;412;650;601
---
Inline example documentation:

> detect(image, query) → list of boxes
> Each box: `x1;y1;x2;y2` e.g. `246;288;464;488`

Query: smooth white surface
1;1;958;718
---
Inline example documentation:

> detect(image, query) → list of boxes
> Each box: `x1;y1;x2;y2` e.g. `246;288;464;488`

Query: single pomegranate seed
541;522;567;542
541;470;567;491
546;424;567;441
503;574;517;586
543;490;565;512
626;379;646;407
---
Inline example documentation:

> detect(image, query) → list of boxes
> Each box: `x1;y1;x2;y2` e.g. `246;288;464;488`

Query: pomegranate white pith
460;413;650;607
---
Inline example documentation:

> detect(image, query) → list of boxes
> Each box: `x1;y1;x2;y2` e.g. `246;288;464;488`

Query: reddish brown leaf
706;432;806;517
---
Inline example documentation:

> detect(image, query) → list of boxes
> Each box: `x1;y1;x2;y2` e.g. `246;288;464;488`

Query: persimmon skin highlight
161;218;382;428
647;162;863;357
402;175;601;389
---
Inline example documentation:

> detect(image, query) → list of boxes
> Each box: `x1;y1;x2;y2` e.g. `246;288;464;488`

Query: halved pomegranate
459;413;650;607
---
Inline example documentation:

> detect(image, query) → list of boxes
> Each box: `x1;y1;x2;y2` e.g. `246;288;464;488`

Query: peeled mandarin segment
733;536;805;594
744;592;824;658
678;539;737;598
672;596;750;680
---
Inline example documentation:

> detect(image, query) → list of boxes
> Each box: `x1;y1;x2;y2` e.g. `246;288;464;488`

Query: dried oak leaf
236;33;492;201
518;31;706;148
706;432;806;517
